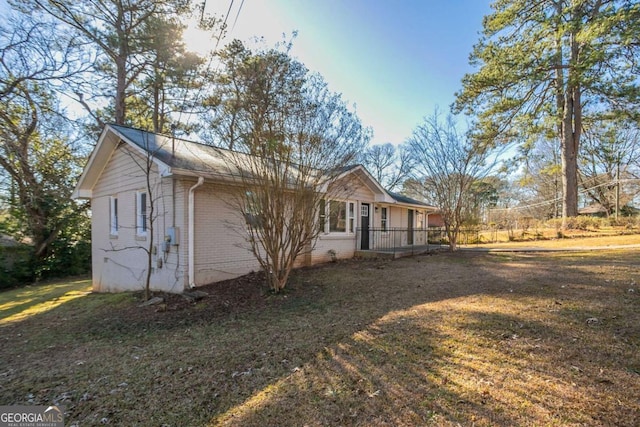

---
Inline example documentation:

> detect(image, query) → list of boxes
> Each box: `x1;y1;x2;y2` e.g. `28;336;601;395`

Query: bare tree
517;138;563;220
208;41;370;292
407;110;500;250
361;143;414;191
105;133;165;300
579;119;640;217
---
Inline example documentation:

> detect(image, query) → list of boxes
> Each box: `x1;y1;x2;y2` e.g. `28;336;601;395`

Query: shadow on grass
0;252;639;426
0;277;92;324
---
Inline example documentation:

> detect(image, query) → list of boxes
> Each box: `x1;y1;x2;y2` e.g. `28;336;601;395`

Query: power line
231;0;245;33
490;179;640;213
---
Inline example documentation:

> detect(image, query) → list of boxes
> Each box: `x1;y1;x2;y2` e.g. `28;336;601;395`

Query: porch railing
355;227;482;253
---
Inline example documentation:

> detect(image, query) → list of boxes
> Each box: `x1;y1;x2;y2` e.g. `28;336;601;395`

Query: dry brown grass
469;231;640;249
1;250;639;426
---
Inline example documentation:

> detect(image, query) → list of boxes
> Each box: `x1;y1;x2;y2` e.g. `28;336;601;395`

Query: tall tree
205;41;370;292
0;12;89;273
454;0;640;223
13;0;194;128
407;111;500;250
129;15;204;133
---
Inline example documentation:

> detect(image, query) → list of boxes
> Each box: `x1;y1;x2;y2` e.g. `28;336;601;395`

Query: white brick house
73;124;437;293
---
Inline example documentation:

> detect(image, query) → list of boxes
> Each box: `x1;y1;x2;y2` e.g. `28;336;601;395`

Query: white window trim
416;211;425;230
136;191;147;237
380;206;388;232
109;195;118;237
322;199;357;235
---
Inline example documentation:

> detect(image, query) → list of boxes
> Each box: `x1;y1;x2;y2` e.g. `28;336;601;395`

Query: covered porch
354;227;447;259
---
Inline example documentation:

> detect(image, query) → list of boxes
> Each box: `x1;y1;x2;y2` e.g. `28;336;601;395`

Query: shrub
610;216;638;229
0;245;35;290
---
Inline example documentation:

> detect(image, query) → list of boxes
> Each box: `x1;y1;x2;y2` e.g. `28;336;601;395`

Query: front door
407;209;414;245
360;203;370;250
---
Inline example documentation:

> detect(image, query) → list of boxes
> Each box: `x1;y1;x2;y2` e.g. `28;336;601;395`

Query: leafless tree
209;41;370;292
361;143;414;192
579;119;640;217
0;13;89;264
105;133;166;300
407;110;501;250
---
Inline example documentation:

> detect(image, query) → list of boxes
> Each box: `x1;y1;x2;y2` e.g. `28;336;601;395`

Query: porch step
355;245;436;260
355;250;397;259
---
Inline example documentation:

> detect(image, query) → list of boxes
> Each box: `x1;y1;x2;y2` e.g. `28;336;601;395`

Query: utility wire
231;0;245;33
490;179;640;213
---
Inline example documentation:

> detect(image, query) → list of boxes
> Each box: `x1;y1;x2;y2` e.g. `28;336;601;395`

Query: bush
0;245;35;290
37;239;91;280
609;216;638;229
546;216;601;231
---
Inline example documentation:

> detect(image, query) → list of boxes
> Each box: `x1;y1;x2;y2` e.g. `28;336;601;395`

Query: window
417;212;425;229
244;192;263;229
320;200;355;234
348;202;355;233
329;200;346;232
109;196;118;236
319;199;326;232
136;191;147;236
381;207;388;231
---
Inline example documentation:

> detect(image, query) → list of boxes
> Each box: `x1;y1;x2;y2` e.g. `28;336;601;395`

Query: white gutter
188;177;204;288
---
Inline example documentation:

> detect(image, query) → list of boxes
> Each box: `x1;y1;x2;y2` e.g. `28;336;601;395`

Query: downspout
188;177;204;289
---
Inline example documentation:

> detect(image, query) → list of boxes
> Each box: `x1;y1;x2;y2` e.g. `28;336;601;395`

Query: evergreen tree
455;0;640;223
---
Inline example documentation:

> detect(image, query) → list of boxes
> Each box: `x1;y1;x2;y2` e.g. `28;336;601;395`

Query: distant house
73;125;437;293
578;204;609;217
426;211;445;227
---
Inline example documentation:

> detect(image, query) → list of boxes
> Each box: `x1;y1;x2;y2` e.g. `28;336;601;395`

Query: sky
187;0;493;146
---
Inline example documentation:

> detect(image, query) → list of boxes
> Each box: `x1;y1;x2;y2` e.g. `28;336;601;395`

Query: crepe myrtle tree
209;41;370;292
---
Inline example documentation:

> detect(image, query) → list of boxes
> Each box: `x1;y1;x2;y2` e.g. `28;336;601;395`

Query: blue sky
195;0;493;146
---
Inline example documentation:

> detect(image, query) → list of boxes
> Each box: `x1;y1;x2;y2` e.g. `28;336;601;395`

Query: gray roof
94;125;438;211
110;124;238;176
387;191;431;207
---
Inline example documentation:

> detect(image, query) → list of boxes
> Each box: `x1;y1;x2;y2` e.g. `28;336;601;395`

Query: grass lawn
467;226;640;246
1;250;639;426
466;230;640;249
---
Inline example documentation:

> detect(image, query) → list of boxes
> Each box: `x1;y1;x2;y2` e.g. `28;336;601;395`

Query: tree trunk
561;121;579;219
115;5;127;125
562;28;581;220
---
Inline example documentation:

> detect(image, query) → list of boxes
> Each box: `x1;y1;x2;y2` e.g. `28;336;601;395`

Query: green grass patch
0;277;92;324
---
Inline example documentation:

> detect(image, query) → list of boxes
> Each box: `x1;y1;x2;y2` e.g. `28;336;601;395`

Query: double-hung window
381;207;388;231
244;191;263;229
109;196;118;236
321;200;356;234
417;212;425;229
136;191;147;236
329;200;346;232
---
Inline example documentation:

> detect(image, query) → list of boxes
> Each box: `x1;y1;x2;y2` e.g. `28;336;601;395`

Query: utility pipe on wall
188;177;204;288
